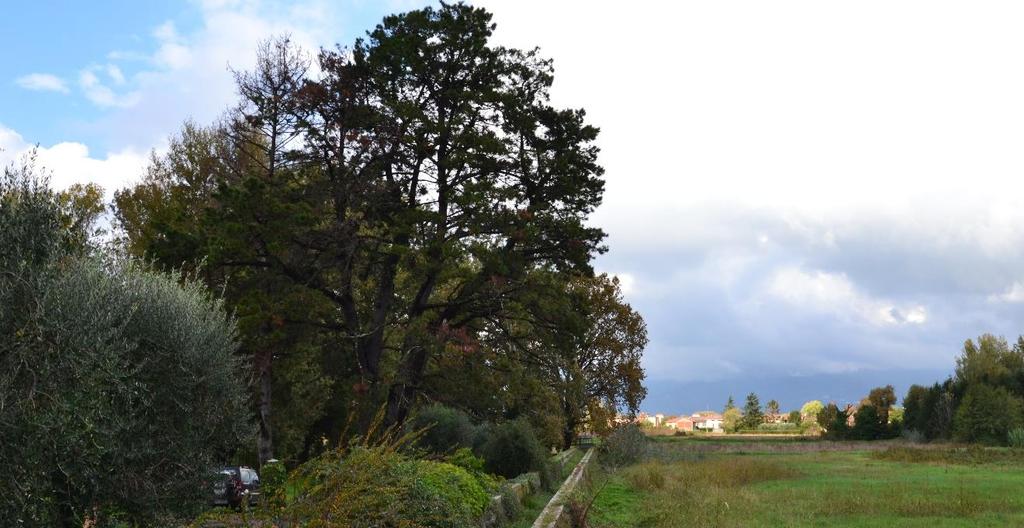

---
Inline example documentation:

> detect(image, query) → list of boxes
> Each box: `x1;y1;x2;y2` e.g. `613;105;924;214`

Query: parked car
211;466;261;508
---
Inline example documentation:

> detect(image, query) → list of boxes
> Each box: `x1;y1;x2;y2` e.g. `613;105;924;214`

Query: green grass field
588;439;1024;527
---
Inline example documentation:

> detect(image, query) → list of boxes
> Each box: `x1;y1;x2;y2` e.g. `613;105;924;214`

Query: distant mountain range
640;368;953;415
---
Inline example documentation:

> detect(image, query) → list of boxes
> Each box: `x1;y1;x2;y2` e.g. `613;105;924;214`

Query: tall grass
589;443;1024;528
589;457;799;527
872;445;1024;465
1008;427;1024;448
811;479;1004;518
623;457;797;491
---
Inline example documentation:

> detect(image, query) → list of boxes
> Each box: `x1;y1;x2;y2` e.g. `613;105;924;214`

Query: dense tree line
113;3;646;466
904;334;1024;445
814;385;900;441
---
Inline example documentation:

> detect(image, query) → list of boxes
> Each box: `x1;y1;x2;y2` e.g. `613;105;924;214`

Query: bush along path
192;434;582;528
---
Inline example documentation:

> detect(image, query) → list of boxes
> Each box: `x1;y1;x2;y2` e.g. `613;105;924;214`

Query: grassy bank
589;441;1024;527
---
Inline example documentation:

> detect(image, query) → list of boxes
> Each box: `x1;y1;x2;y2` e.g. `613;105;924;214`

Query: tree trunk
52;470;78;528
256;349;274;466
562;399;578;450
562;422;576;451
384;344;430;426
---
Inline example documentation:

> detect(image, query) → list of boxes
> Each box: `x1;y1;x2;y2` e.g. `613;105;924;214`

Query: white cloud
609;272;636;295
153;20;179;42
904;307;928;324
766;267;926;326
152;21;193;70
0;124;148;197
6;1;345;202
79;69;141;108
105;64;126;85
2;0;372;221
481;0;1024;247
74;1;339;150
990;282;1024;303
15;73;69;93
478;0;1024;382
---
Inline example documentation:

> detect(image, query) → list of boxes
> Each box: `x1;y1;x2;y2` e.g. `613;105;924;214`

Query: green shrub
817;403;850;439
476;420;552;487
1008;428;1024;448
260;460;287;506
756;422;798;432
446;447;499;495
283;445;490;527
2;165;250;526
599;424;648;469
408;404;477;455
851;405;884;440
412;459;492;522
446;447;486;473
953;384;1024;445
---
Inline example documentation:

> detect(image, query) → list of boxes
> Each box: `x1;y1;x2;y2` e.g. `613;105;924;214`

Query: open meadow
588;436;1024;528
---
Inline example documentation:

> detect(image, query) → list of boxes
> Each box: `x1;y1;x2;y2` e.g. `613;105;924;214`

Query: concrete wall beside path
531;448;595;528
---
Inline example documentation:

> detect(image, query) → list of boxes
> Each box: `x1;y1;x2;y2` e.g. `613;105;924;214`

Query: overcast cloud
478;0;1024;406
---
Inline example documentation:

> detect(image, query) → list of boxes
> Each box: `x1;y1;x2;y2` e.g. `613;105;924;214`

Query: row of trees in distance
718;394;822;433
713;389;901;439
714;334;1024;445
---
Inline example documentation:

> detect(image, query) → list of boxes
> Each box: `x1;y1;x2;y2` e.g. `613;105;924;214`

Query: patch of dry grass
872;445;1024;465
624;456;797;490
589;457;799;527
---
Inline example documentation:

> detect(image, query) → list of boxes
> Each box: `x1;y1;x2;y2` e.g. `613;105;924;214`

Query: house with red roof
664;416;694;431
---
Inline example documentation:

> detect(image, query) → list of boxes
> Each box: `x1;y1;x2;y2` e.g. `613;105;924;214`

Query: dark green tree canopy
113;2;633;466
741;392;763;430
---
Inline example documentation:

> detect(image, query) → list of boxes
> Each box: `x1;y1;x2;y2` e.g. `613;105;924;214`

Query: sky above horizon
5;1;1024;408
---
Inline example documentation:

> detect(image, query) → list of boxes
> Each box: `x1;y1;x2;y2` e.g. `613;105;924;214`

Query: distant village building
650;413;665;427
691;411;724;432
664;416;694;431
634;412;665;427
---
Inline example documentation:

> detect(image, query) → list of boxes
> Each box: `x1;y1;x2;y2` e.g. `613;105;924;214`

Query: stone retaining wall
530;449;595;528
481;448;580;528
480;471;540;528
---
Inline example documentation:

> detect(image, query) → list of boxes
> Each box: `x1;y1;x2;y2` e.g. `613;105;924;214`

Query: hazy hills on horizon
640;368;952;416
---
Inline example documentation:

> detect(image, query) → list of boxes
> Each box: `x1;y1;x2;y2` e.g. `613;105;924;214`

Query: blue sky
6;1;1024;413
0;1;393;155
2;2;193;148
